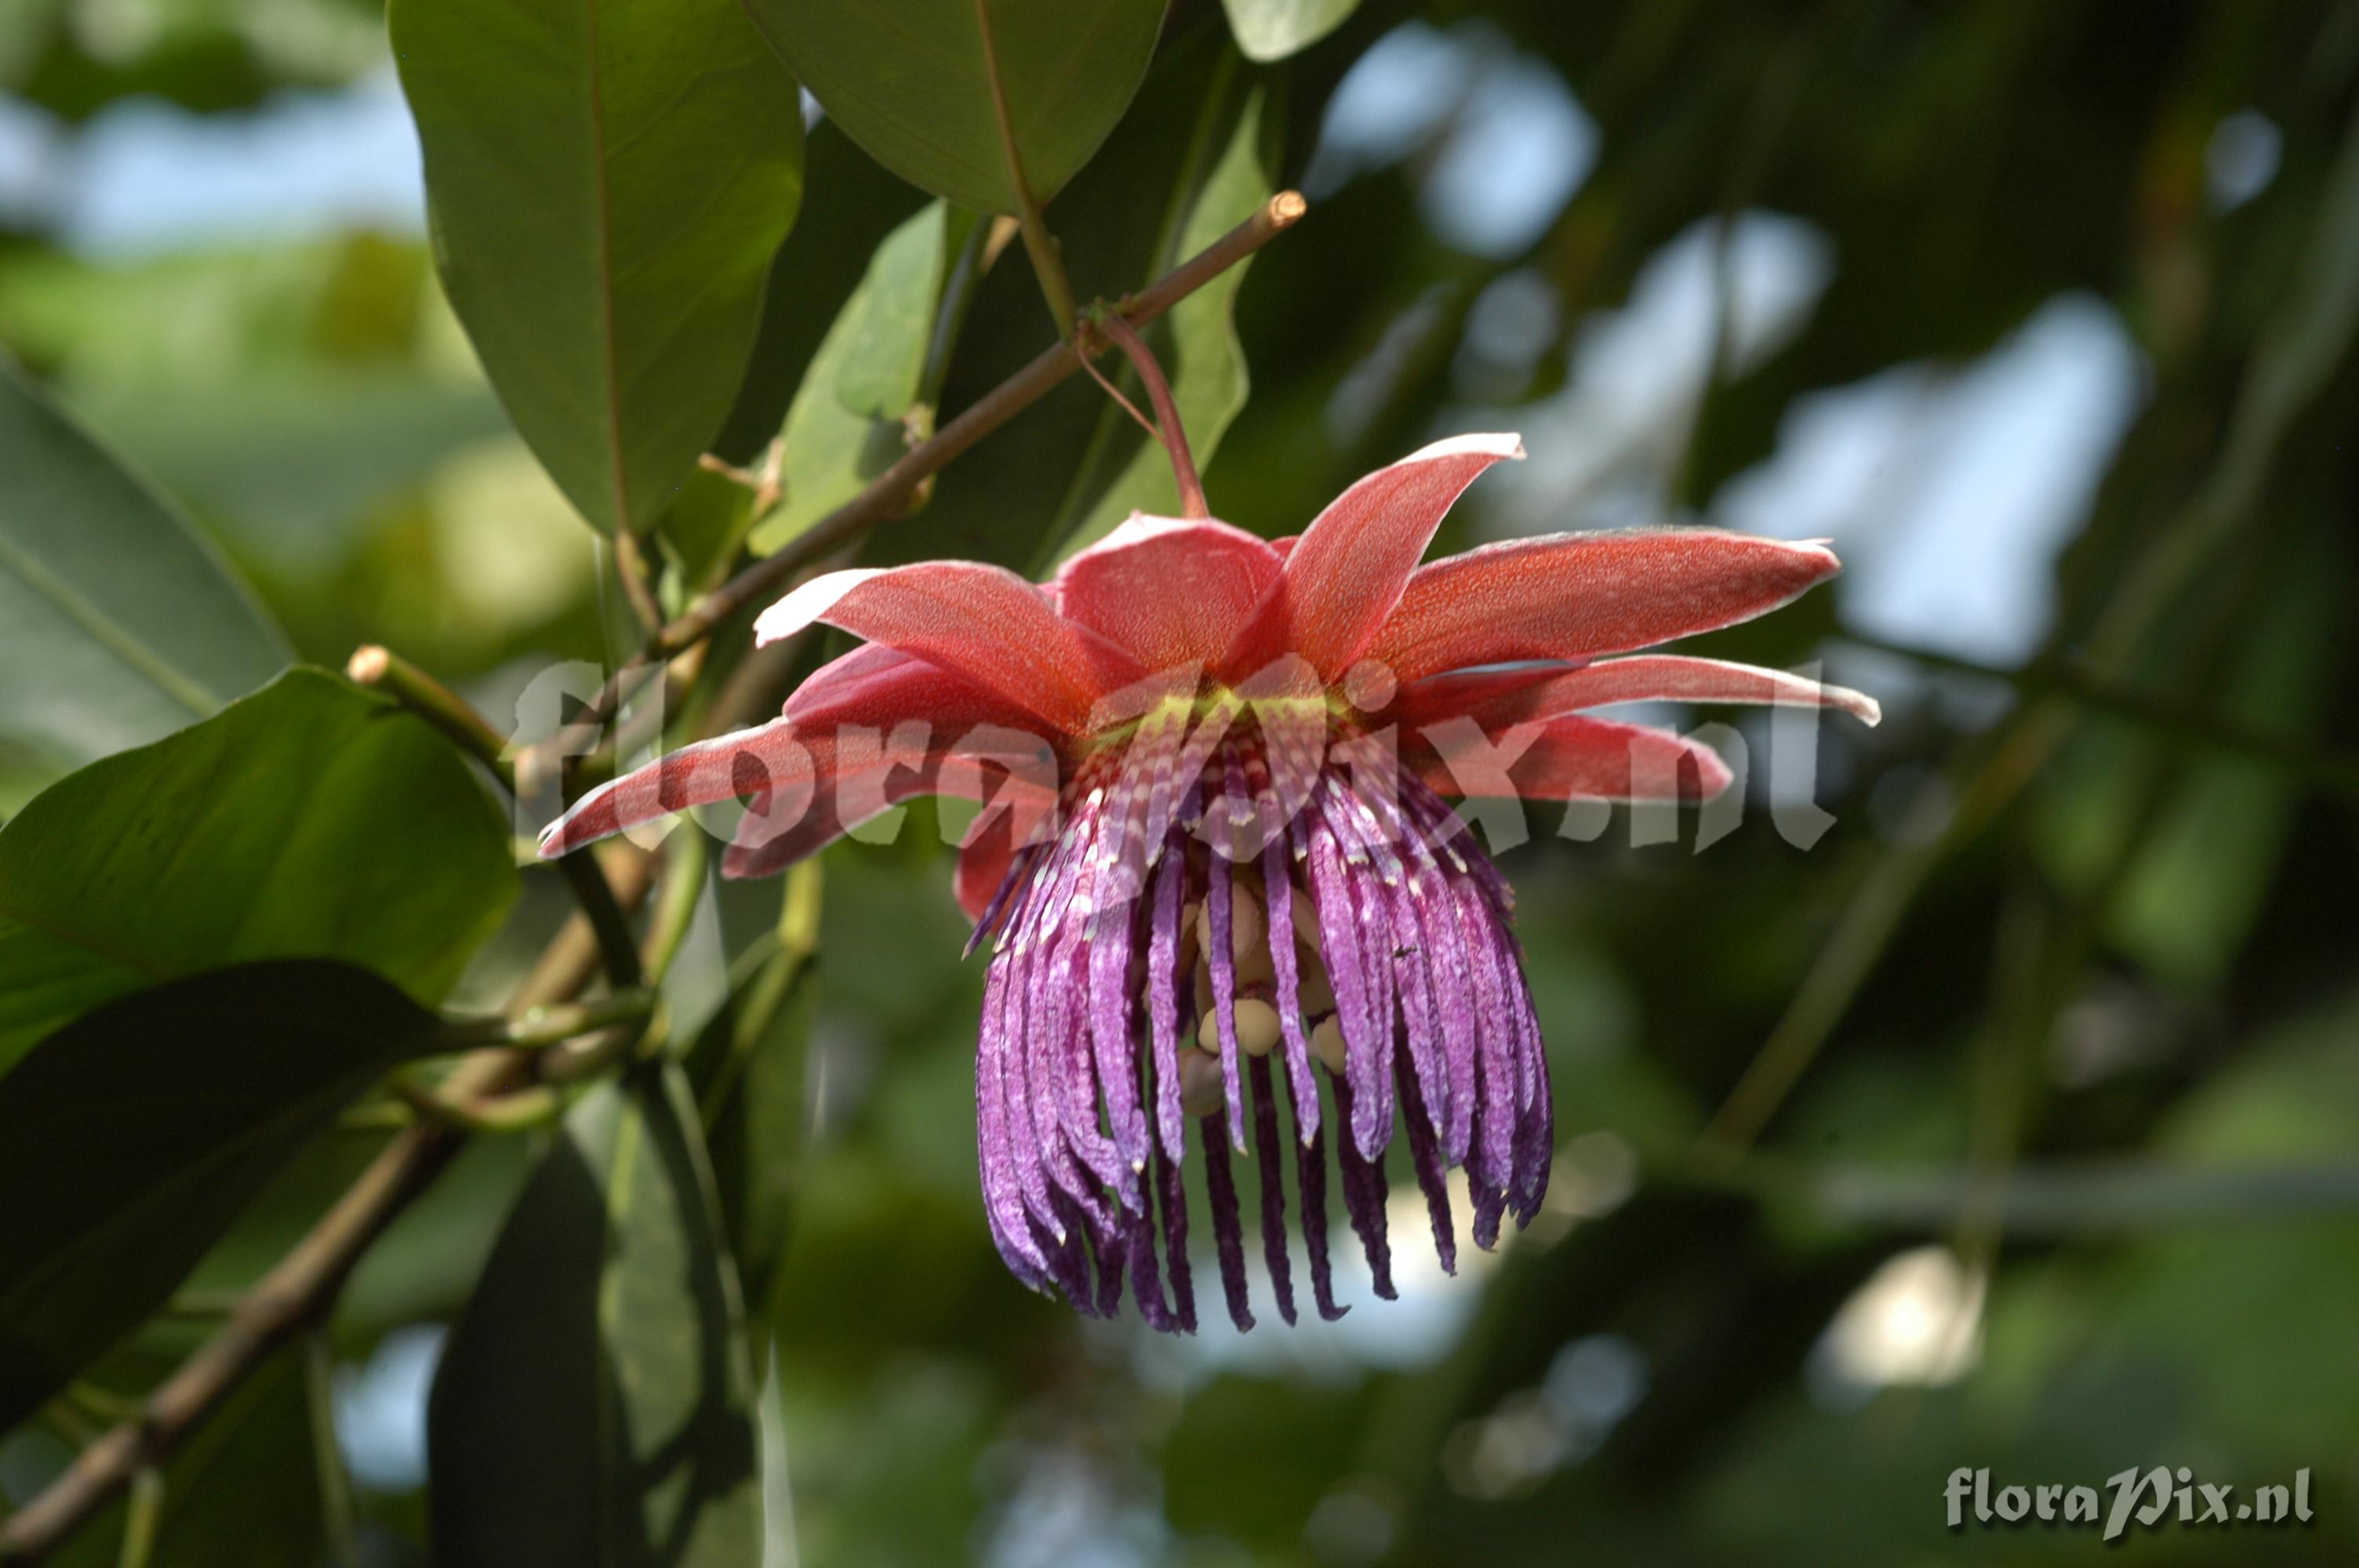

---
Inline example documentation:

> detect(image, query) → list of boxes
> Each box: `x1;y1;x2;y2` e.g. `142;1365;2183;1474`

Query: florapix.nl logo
1946;1467;2314;1541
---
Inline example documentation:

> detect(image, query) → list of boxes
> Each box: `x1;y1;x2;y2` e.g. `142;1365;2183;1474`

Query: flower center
967;700;1550;1334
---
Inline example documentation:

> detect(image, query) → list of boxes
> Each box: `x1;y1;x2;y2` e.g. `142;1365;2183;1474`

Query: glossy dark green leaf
428;1064;762;1567
0;667;517;1072
742;0;1163;215
0;960;442;1432
391;0;805;536
0;353;289;774
1218;0;1359;63
750;201;979;555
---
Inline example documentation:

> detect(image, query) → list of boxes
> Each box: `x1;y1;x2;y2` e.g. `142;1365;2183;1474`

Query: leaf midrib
972;0;1035;212
0;522;221;719
583;0;634;536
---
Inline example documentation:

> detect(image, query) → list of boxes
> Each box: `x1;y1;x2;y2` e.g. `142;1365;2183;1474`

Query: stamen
972;705;1546;1330
1192;882;1266;968
1288;892;1321;950
1176;1047;1225;1117
1198;995;1281;1058
1308;1014;1347;1076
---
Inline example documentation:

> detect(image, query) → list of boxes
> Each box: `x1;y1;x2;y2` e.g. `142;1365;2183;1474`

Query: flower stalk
1095;310;1209;520
347;641;642;988
346;644;514;793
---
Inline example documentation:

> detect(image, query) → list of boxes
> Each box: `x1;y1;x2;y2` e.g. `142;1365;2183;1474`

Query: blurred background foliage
3;0;2359;1563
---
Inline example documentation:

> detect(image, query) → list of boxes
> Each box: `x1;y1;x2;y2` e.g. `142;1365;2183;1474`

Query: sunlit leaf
391;0;805;535
838;205;979;419
742;0;1163;215
427;1065;762;1566
1219;0;1360;63
0;960;442;1431
0;354;288;775
751;201;978;555
712;120;934;463
0;667;517;1072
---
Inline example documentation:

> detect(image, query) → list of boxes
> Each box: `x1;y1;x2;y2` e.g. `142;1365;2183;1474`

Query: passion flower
540;433;1876;1330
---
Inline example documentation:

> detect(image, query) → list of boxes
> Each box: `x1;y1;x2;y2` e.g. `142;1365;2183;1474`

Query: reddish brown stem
1096;312;1209;520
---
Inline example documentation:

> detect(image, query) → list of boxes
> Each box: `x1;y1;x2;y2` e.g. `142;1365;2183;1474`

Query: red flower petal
542;645;1062;867
754;561;1146;735
954;825;1018;921
1223;433;1524;681
719;755;936;880
1413;713;1734;801
1053;514;1284;673
720;742;1060;882
783;643;1050;734
714;651;1066;878
1369;531;1841;685
537;717;816;858
1400;653;1881;730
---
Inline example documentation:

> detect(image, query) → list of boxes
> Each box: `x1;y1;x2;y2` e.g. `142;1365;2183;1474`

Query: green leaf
428;1065;762;1567
0;354;289;774
0;960;442;1431
698;971;817;1319
1055;78;1278;556
685;863;823;1316
0;667;518;1072
1218;0;1359;63
711;119;934;463
743;0;1165;215
650;461;761;593
391;0;806;536
66;370;511;572
838;204;980;419
750;201;978;555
